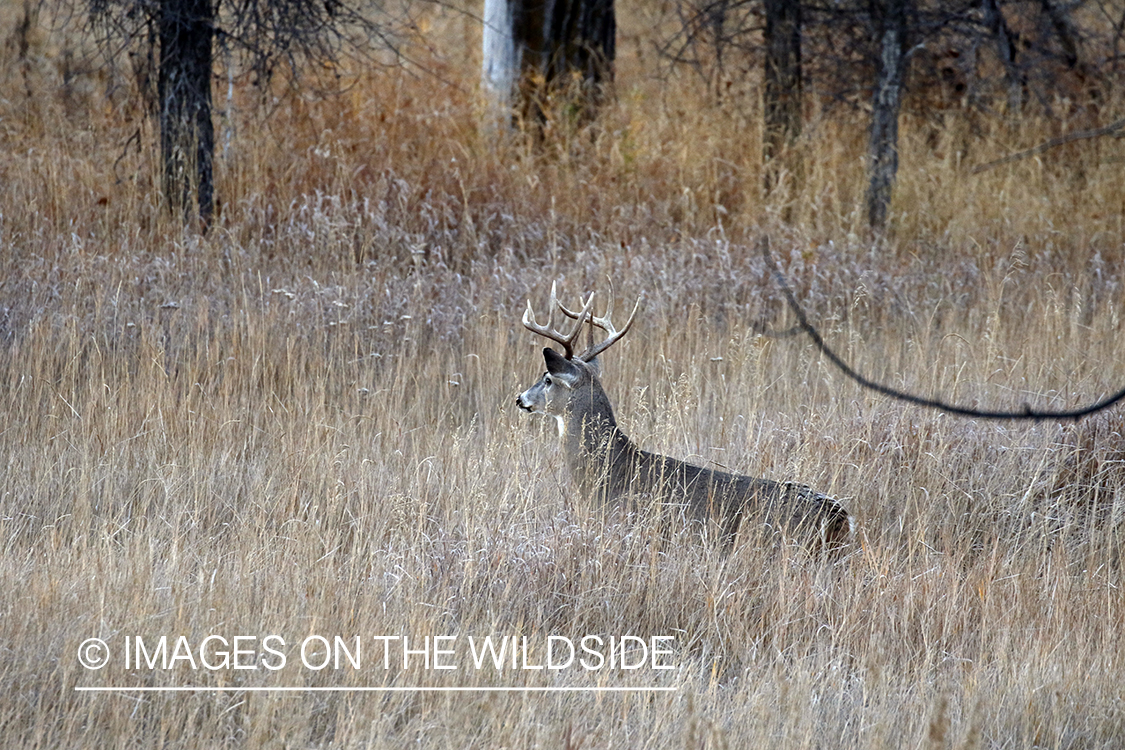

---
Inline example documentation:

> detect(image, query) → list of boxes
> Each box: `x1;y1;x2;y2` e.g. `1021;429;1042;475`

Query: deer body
517;286;853;549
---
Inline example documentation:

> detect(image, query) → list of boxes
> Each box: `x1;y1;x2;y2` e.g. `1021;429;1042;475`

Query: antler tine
575;294;642;362
522;281;587;359
556;291;595;322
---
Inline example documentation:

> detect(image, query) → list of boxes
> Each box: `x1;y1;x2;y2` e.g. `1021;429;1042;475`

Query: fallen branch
759;235;1125;421
971;117;1125;174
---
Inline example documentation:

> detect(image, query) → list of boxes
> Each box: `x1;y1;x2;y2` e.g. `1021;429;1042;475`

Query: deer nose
516;394;531;412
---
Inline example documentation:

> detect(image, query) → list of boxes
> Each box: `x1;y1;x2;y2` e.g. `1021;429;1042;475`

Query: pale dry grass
2;2;1125;748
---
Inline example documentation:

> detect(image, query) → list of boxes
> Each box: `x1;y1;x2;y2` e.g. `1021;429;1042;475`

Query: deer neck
563;380;636;498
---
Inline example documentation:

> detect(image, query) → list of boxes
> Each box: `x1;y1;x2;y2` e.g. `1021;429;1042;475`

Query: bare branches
759;235;1125;421
84;0;410;91
971;117;1125;174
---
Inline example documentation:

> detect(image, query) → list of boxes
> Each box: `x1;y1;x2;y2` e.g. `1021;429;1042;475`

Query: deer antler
522;281;596;359
557;287;641;362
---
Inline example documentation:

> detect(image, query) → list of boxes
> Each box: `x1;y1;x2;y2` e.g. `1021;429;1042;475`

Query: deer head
516;283;640;438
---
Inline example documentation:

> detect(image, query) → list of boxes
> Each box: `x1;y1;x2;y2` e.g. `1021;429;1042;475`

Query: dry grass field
2;2;1125;748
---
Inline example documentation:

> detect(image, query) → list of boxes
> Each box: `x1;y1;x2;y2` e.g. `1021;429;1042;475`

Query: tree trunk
539;0;615;93
982;0;1024;115
482;0;520;130
762;0;802;199
865;0;908;232
1039;0;1079;69
481;0;615;131
159;0;215;225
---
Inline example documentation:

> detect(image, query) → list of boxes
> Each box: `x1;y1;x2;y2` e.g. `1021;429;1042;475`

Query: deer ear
543;348;582;385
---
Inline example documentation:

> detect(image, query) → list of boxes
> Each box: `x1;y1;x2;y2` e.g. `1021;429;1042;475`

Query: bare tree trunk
982;0;1024;114
482;0;520;131
540;0;615;93
481;0;615;131
865;0;908;232
1039;0;1079;69
762;0;802;199
159;0;214;225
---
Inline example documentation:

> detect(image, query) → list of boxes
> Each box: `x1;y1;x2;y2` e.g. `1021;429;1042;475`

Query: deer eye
544;375;553;386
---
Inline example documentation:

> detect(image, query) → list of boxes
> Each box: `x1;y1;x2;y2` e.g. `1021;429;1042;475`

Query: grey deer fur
516;284;853;549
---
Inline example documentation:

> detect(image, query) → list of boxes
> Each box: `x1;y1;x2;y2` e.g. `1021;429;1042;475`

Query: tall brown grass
1;1;1124;747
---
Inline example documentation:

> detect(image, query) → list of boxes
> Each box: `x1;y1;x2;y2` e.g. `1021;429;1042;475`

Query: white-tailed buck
516;283;853;549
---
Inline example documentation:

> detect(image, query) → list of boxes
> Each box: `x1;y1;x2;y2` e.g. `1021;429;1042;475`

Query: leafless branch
972;117;1125;174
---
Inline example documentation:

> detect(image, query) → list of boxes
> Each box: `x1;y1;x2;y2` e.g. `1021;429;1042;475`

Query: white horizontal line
75;686;676;693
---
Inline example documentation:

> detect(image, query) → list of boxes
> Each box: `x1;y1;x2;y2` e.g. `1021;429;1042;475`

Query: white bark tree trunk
480;0;614;134
481;0;520;131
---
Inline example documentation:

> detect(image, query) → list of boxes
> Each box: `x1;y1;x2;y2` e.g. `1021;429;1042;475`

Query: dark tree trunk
762;0;802;198
158;0;215;225
865;0;909;231
540;0;615;92
482;0;615;129
982;0;1024;114
1039;0;1079;69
